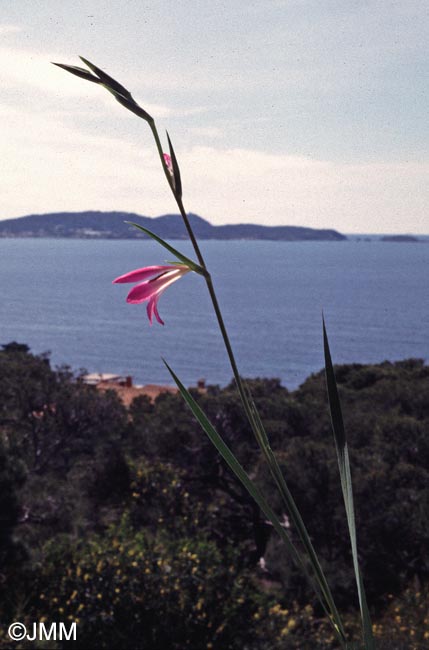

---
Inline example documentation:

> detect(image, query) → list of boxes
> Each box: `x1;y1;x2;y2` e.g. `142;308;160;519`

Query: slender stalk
148;119;348;647
130;106;348;644
57;59;351;648
149;125;207;269
148;124;264;433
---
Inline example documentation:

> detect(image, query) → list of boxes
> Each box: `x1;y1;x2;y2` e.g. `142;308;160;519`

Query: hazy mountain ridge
0;211;347;241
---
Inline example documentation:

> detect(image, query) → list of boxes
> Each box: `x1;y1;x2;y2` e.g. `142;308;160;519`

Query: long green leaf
248;399;347;642
54;58;154;122
79;56;134;101
125;221;206;275
164;360;347;648
323;318;375;650
52;62;100;84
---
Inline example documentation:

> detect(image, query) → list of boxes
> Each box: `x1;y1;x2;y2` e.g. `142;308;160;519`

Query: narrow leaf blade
323;318;375;649
247;399;347;643
125;221;205;275
52;62;100;84
56;58;153;122
164;360;347;648
79;56;133;101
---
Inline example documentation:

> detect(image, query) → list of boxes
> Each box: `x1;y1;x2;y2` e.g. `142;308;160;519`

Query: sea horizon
1;237;427;389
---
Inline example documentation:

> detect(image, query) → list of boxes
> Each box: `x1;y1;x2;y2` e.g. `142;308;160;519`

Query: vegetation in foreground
0;342;428;648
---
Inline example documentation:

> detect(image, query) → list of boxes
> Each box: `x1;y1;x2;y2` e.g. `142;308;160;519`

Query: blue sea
1;238;427;389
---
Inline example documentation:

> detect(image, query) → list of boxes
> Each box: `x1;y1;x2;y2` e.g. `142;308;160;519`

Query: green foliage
0;344;128;475
131;362;429;607
1;345;428;648
0;344;129;550
0;437;27;614
129;359;429;645
27;525;273;649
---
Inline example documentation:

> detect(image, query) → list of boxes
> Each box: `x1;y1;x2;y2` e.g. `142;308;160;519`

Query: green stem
148;122;262;430
149;118;347;647
58;61;349;644
149;124;207;270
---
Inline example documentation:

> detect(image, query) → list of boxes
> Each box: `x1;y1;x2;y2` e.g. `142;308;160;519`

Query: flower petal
112;265;174;284
153;299;165;325
163;153;173;172
125;270;182;303
126;281;158;304
146;295;155;324
146;294;165;326
114;262;191;324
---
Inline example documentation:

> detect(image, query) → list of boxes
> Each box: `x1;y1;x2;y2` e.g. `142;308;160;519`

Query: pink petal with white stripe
113;262;191;325
112;265;173;284
147;294;165;325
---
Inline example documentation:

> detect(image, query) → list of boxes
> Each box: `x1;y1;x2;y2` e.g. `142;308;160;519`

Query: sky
1;0;428;233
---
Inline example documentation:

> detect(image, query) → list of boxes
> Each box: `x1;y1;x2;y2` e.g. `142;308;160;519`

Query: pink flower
112;264;191;325
163;151;181;197
163;153;173;176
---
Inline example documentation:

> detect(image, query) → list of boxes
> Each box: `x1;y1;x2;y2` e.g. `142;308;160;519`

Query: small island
381;234;420;243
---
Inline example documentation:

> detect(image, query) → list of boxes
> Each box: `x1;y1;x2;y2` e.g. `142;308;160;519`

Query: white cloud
2;102;428;234
0;102;167;217
0;24;21;35
188;126;223;139
0;44;209;123
1;46;100;98
1;23;428;235
179;147;429;233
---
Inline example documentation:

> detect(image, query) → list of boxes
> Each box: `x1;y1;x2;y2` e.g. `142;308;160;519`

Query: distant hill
0;211;347;241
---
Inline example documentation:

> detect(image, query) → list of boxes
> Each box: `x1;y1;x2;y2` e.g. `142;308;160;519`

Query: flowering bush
11;461;318;650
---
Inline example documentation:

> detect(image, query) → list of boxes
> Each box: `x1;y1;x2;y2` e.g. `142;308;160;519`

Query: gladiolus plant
56;57;376;650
